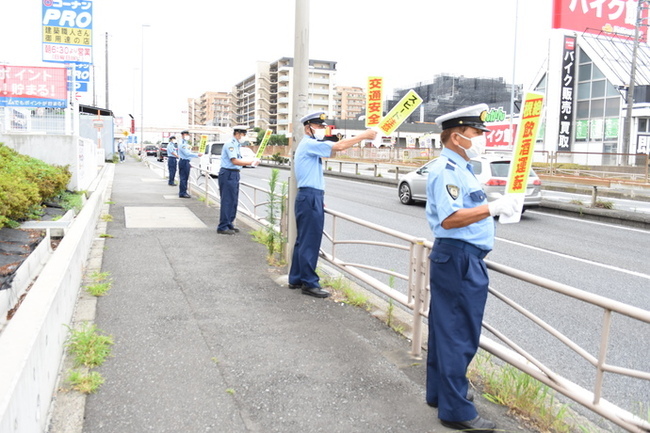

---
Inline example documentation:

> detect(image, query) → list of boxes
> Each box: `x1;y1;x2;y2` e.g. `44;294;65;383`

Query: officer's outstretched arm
441;205;491;229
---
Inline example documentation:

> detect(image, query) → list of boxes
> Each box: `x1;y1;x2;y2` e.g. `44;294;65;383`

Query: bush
0;144;71;228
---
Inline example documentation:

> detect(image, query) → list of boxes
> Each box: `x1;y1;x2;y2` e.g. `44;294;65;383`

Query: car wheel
399;182;414;205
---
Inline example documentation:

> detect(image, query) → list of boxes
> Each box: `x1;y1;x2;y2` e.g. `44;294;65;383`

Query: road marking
526;210;650;234
496;237;650;281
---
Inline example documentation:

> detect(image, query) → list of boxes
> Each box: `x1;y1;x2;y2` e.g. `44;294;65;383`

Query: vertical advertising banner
365;77;384;128
552;0;647;42
0;65;68;108
558;35;576;151
42;0;93;64
500;92;544;224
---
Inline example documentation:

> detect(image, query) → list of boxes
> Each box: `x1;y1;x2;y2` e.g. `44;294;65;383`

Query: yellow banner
256;129;272;158
43;27;92;45
506;92;544;195
365;77;384;128
198;135;208;154
376;90;423;136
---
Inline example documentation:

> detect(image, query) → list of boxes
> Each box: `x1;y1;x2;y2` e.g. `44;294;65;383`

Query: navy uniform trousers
217;168;240;231
178;158;191;196
167;156;177;185
426;240;489;422
289;187;325;289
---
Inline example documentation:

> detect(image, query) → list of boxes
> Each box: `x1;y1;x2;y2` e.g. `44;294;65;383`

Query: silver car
397;153;542;210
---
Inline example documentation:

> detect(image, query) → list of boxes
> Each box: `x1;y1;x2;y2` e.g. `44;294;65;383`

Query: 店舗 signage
42;0;93;64
0;65;68;108
558;35;576;151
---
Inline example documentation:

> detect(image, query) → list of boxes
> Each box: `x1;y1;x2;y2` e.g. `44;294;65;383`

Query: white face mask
311;127;326;141
456;133;486;158
238;136;248;144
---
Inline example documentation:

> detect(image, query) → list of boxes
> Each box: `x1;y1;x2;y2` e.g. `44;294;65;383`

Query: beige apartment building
333;86;365;121
186;91;233;128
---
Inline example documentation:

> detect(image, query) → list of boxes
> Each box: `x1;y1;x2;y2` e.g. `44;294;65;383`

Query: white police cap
300;111;328;126
232;125;248;133
435;103;490;132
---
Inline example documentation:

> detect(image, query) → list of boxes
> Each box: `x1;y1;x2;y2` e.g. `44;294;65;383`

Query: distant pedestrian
424;104;517;433
167;136;179;186
217;126;259;234
178;130;202;198
288;111;376;298
117;139;126;162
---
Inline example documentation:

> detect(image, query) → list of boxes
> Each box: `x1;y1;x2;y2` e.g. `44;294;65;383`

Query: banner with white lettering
42;0;93;64
558;35;576;151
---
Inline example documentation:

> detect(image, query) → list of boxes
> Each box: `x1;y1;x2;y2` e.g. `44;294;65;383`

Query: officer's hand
251;158;261;167
198;153;204;157
362;129;378;141
488;195;518;217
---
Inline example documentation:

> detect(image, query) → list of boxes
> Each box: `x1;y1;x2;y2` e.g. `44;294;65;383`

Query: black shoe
288;283;302;289
231;227;241;233
168;183;177;186
440;415;495;433
427;389;474;408
179;194;191;198
301;286;330;298
217;229;236;235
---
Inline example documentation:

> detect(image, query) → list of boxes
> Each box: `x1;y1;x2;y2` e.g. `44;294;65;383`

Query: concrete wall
0;134;100;191
0;165;112;433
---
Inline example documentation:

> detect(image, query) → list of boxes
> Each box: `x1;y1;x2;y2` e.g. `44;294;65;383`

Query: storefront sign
365;77;384;128
486;122;517;147
552;0;647;41
0;65;68;107
558;35;576;151
42;0;93;64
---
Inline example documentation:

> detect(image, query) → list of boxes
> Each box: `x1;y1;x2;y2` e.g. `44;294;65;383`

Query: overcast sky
2;0;553;128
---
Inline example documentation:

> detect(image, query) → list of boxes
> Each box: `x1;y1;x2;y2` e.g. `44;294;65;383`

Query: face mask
456;133;486;158
311;127;326;141
238;136;248;144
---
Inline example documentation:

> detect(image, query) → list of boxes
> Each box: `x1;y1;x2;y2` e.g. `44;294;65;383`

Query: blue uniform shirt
178;139;199;160
221;137;242;170
167;141;178;158
425;147;495;251
294;135;333;190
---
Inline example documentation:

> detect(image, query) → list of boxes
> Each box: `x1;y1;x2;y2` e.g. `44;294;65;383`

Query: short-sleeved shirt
425;147;495;251
294;135;333;190
167;142;178;158
221;137;242;170
178;139;199;160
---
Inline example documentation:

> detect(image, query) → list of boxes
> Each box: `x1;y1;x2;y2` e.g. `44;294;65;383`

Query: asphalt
71;157;543;433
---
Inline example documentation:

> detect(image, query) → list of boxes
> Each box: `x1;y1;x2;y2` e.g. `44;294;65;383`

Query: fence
142;158;650;433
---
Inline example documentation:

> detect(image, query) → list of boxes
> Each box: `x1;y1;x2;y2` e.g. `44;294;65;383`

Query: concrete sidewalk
74;157;535;433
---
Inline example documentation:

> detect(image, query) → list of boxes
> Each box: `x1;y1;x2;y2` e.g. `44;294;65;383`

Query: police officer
217;126;259;234
425;104;517;432
177;130;202;198
167;136;179;186
288;111;376;298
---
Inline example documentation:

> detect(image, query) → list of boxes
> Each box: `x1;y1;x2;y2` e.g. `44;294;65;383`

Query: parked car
156;142;168;161
240;146;257;168
144;145;158;156
198;141;225;177
397;153;542;211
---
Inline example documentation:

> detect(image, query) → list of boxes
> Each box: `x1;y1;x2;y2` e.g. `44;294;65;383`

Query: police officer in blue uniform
288;111;376;298
425;104;517;432
167;136;178;186
178;130;202;198
217;126;259;235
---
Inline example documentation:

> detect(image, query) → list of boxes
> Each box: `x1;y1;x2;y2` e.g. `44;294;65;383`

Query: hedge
0;144;71;229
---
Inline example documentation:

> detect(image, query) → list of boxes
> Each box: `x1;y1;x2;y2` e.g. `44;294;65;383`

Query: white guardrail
145;160;650;433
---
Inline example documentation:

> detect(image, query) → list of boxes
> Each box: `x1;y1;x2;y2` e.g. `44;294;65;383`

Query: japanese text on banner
376;90;423;136
365;77;383;128
507;93;544;195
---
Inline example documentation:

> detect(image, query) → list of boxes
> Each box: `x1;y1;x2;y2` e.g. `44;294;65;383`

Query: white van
198;141;225;177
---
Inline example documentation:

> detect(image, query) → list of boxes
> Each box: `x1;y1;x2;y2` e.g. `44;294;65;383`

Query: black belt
434;238;490;259
220;168;240;172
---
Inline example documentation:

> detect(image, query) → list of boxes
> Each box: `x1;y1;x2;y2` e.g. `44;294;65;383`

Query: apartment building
333;86;365;121
187;91;233;127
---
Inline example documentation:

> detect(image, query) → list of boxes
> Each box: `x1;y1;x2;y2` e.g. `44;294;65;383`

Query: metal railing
143;160;650;432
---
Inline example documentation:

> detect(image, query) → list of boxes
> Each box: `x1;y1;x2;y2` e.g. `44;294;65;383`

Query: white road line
526;210;650;234
496;237;650;281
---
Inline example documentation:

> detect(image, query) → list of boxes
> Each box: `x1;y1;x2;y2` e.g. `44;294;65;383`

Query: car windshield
490;161;537;178
211;144;223;155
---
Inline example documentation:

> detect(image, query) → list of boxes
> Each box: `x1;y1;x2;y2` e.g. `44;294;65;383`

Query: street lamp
140;24;150;146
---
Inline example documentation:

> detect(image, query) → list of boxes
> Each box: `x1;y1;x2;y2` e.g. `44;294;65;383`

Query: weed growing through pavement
594;200;614;209
66;370;105;394
320;275;368;308
226;388;235;395
85;271;112;296
65;323;114;368
100;214;113;222
468;351;588;433
569;199;584;206
99;233;114;238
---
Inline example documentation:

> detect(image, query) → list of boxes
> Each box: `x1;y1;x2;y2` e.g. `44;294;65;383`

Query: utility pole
623;0;648;163
105;32;109;109
287;0;309;264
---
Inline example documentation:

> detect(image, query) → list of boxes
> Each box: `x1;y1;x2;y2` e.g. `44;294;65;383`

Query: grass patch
593;200;614;209
99;233;114;238
85;271;112;296
66;370;105;394
226;388;235;395
320;275;369;308
65;323;114;368
569;199;584;206
100;214;113;222
469;351;584;433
